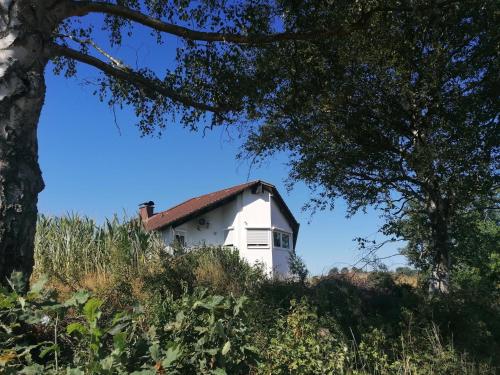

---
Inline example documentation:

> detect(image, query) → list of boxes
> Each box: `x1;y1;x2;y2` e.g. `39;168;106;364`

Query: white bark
0;0;51;285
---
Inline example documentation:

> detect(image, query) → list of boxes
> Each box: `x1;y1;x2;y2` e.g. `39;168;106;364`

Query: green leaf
67;322;87;336
100;355;115;370
64;290;90;307
162;344;182;367
149;343;160;361
83;297;103;323
233;296;247;316
211;368;227;375
39;344;59;358
18;296;26;310
205;348;218;356
113;332;127;352
29;275;48;296
175;310;185;323
108;322;129;335
221;341;231;355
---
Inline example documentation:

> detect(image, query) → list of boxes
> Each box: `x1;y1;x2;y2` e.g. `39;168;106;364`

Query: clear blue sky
37;15;407;275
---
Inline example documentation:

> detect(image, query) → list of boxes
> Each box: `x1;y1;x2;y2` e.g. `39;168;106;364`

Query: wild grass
33;214;165;287
11;213;496;374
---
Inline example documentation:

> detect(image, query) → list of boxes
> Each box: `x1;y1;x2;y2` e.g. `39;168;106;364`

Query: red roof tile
144;180;260;231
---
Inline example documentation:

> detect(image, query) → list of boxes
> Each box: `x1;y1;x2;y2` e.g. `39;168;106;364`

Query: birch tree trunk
0;0;49;286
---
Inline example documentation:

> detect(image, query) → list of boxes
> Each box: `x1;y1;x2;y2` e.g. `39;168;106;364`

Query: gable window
247;229;269;248
273;231;281;247
273;231;291;249
282;233;290;249
174;230;186;246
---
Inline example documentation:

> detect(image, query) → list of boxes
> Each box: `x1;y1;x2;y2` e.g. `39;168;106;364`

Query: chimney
139;201;155;221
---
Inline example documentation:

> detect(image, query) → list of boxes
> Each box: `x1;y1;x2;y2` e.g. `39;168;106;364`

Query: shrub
288;252;309;284
9;214;496;374
143;246;266;299
260;298;349;374
153;289;260;374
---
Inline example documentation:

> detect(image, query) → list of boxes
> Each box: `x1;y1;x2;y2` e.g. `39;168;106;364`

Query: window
282;233;290;249
273;231;281;247
174;230;186;246
247;229;269;248
273;231;291;249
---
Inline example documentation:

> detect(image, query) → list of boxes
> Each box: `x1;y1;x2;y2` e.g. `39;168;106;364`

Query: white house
139;180;299;276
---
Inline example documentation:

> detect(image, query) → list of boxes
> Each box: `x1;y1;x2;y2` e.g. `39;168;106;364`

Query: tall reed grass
33;214;165;285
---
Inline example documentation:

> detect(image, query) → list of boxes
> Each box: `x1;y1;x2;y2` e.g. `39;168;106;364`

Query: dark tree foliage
0;0;497;290
236;0;498;291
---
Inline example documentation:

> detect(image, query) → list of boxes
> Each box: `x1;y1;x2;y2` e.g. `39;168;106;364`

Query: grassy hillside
1;215;498;374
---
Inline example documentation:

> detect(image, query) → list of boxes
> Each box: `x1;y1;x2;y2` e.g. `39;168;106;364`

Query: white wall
272;249;291;276
271;198;293;234
161;198;239;247
240;189;271;228
159;187;294;276
270;196;293;275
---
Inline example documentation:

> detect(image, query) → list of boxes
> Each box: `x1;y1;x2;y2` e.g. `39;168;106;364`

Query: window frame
273;231;282;248
174;229;187;246
281;232;290;249
272;230;292;250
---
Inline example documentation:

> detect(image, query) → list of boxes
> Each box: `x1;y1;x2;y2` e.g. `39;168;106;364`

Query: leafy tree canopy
0;0;497;288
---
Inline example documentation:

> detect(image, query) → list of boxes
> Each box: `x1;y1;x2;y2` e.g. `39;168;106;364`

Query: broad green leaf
67;322;87;335
233;296;248;316
113;332;127;352
221;341;231;355
39;344;59;358
162;344;182;367
64;290;90;307
100;355;115;370
149;343;160;361
83;297;103;323
211;368;227;375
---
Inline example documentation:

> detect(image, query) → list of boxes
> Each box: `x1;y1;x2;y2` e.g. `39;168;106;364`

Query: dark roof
143;180;299;245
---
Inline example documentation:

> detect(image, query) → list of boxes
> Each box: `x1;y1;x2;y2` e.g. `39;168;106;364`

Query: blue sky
37;16;407;275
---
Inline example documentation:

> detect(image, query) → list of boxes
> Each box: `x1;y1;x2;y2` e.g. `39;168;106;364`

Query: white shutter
247;229;269;247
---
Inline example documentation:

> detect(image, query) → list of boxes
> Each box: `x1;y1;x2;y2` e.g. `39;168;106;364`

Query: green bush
154;289;259;374
143;246;266;299
6;214;495;374
259;298;348;374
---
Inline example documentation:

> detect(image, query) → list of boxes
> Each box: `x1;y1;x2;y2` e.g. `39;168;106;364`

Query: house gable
143;181;299;245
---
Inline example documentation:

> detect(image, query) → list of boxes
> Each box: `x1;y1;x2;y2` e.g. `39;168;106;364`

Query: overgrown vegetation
1;215;498;374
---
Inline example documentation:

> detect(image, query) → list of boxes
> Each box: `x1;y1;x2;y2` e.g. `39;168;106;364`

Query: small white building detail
139;180;299;276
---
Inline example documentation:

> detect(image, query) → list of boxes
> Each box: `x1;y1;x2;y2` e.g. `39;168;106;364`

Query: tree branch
57;34;127;68
66;1;363;44
50;43;225;113
66;1;459;45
